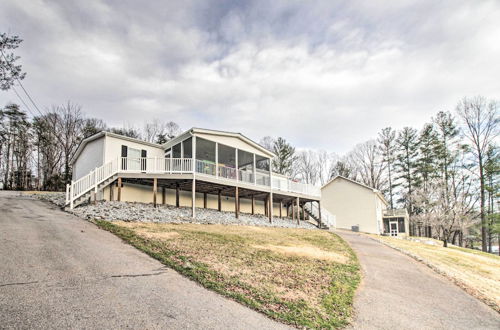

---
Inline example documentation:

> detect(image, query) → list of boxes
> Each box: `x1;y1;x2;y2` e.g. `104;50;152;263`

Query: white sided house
68;128;331;228
321;176;409;236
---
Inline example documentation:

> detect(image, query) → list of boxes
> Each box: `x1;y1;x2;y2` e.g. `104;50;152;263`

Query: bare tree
259;136;275;152
378;127;397;208
296;150;319;185
456;96;499;251
351;140;386;190
53;102;84;184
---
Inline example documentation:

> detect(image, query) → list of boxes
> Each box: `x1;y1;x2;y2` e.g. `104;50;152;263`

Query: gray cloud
1;0;499;153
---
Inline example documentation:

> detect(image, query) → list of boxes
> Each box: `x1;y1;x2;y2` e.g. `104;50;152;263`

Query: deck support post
251;195;255;215
109;181;114;201
203;192;207;208
218;190;222;211
192;179;196;218
279;200;282;219
287;202;289;218
292;200;295;222
235;187;239;219
117;177;122;202
318;201;322;225
296;197;300;225
176;183;180;207
269;192;273;223
153;178;157;207
162;186;166;205
264;195;268;217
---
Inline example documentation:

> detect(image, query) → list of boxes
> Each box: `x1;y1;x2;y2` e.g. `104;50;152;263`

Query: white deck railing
68;157;321;208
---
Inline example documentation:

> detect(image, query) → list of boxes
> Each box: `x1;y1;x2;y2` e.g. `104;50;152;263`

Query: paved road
336;230;500;330
0;191;289;330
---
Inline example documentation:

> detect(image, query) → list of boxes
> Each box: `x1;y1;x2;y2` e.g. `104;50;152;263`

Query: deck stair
65;159;120;209
304;203;335;230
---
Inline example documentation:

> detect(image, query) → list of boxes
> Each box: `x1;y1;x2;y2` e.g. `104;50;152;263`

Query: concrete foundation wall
102;182;288;216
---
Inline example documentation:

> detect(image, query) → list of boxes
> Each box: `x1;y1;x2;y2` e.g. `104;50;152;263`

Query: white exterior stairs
66;159;120;209
304;203;335;230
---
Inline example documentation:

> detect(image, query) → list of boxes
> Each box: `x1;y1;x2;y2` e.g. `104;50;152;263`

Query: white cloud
0;0;499;153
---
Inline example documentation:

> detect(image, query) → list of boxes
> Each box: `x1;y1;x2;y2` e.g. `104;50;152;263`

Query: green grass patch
95;220;360;328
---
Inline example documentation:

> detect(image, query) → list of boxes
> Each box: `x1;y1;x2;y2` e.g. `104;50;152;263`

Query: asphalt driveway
336;230;499;330
0;191;289;330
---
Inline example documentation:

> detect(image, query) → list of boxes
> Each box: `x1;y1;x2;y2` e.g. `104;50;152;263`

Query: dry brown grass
375;235;500;312
103;221;360;328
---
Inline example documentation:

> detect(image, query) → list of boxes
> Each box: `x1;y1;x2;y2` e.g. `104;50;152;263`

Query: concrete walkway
336;230;499;330
0;191;289;330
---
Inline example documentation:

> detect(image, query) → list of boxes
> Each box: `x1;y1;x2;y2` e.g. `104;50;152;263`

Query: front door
389;221;398;236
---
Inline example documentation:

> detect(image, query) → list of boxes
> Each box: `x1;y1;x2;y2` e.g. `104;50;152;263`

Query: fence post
70;181;74;209
65;184;70;204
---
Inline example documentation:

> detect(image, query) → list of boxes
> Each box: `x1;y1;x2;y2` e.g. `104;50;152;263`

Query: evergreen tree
395;127;420;217
484;144;499;252
433;111;459;200
378;127;397;209
417;123;440;193
272;137;296;176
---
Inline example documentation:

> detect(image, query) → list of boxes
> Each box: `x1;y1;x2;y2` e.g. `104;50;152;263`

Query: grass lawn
95;221;360;328
375;235;500;312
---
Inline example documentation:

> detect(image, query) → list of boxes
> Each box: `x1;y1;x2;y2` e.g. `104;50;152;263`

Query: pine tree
417;123;440;193
433;111;459;200
272;137;296;176
395;127;420;218
378;127;397;209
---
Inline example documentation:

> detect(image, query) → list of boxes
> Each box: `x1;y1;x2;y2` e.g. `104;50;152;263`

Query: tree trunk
479;154;487;252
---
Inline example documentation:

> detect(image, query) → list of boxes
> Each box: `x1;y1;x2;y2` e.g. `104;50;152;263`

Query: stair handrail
69;157;119;208
305;202;336;228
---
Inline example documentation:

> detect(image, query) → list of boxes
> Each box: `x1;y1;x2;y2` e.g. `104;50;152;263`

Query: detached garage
321;176;407;235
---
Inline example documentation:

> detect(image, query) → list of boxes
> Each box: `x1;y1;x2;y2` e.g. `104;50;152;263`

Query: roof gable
163;127;276;158
322;176;389;205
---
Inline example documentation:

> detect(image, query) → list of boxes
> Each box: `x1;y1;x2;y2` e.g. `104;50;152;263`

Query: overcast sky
1;0;499;153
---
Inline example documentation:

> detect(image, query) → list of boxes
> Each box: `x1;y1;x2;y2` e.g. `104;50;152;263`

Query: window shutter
121;145;128;157
141;150;147;171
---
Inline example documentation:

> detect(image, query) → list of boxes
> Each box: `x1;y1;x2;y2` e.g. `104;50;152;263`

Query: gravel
31;192;317;229
69;200;318;229
31;192;66;207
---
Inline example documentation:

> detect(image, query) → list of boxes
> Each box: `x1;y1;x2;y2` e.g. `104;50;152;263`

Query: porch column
235;148;239;182
235;187;239;219
192;179;196;218
153;178;157;207
279;200;282;219
269;192;273;223
296;197;300;225
176;183;180;207
251;195;255;215
203;192;207;208
192;135;196;173
215;142;219;178
117;177;122;202
253;154;256;185
218;190;222;211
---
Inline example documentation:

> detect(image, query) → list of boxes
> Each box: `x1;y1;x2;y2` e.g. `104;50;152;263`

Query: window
173;143;181;158
218;144;236;167
128;147;141;171
183;137;192;158
196;138;216;162
398;218;405;233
